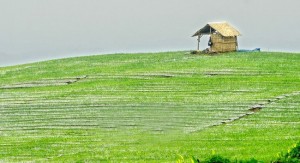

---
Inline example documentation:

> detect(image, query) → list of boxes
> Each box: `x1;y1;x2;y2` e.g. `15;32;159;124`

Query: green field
0;51;299;162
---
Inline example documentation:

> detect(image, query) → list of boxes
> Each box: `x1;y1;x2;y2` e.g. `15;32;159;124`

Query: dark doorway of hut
193;35;210;54
190;34;215;55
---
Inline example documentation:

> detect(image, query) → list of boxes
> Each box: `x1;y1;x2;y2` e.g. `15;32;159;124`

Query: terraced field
0;52;299;162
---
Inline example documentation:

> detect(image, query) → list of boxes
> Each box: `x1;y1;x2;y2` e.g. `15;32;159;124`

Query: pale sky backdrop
1;0;300;67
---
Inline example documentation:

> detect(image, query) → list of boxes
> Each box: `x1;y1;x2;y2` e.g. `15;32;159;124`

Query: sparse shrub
238;158;262;163
205;155;230;163
176;154;185;163
287;142;300;159
175;142;300;163
273;142;300;163
176;155;200;163
190;50;199;54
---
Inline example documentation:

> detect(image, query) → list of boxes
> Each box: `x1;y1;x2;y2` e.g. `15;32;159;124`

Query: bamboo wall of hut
210;33;238;52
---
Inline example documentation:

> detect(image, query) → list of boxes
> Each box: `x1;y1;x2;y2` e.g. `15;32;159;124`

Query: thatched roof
192;22;241;37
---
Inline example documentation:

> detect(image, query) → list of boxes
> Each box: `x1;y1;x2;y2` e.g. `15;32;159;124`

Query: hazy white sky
1;0;300;66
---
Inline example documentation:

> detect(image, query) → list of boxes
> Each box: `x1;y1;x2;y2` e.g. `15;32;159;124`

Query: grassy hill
0;51;299;162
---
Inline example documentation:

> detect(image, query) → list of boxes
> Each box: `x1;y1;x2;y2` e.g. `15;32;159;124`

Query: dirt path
208;91;300;128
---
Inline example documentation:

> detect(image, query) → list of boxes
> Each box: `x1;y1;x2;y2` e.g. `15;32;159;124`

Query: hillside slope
0;51;299;162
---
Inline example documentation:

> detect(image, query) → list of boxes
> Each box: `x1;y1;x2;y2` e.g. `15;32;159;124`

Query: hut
192;22;241;53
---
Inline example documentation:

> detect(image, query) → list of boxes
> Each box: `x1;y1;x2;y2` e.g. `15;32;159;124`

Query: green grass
0;51;299;162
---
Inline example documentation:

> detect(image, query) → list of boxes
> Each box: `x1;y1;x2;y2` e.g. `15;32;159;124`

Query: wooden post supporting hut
192;22;241;53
